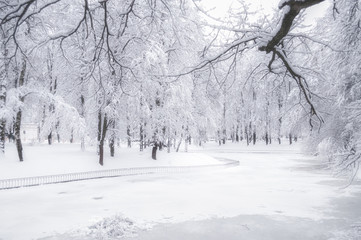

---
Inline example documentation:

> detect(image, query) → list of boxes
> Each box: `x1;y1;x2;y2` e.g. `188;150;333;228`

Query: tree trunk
109;137;114;157
253;129;256;145
99;138;104;165
277;118;282;144
222;128;226;144
240;125;243;141
70;129;74;143
99;113;108;166
0;42;8;154
14;59;26;162
236;124;239;142
167;138;171;153
217;130;221;146
269;134;272;144
245;125;249;146
265;132;269;145
143;123;147;149
127;125;131;148
176;138;182;152
152;142;158;160
140;124;144;152
97;110;102;155
0;83;6;154
48;132;52;145
15;110;23;161
80;94;85;151
289;133;293;145
109;121;115;157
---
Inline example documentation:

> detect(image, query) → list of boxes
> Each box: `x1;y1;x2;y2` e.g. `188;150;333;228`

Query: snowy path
0;142;361;240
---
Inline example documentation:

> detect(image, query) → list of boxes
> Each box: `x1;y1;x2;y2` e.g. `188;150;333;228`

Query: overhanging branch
259;0;325;53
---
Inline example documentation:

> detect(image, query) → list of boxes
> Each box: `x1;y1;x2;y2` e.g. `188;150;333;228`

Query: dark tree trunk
109;137;114;157
99;139;104;165
140;124;144;152
97;110;102;155
39;107;45;143
289;133;293;145
167;138;171;153
152;142;158;160
253;130;256;145
48;132;52;145
265;132;269;145
99;114;108;166
109;121;115;157
236;124;239;142
127;125;131;148
240;126;243;141
47;89;54;146
222;128;226;144
15;110;23;161
14;58;26;161
47;66;57;145
143;123;147;149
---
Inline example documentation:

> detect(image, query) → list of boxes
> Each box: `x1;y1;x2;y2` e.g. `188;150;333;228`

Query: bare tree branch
259;0;325;53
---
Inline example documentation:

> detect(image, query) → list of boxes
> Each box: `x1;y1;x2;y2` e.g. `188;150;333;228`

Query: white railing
0;158;239;190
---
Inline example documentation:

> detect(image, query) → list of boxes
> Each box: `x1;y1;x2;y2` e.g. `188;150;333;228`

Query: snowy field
1;141;361;240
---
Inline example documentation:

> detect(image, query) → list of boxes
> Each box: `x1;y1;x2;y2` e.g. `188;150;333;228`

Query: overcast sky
201;0;331;26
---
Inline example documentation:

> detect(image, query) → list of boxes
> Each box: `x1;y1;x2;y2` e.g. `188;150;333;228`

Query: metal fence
0;158;239;190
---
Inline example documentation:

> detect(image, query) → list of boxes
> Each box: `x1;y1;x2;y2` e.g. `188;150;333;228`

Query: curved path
0;158;239;190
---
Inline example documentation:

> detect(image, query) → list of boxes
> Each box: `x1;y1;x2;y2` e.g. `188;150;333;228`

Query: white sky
201;0;331;26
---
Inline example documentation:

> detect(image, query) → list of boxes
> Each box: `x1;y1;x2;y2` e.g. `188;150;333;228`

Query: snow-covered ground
0;141;360;240
0;143;217;179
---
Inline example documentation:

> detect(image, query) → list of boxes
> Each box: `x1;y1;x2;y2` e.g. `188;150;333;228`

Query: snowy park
1;0;361;239
1;141;361;240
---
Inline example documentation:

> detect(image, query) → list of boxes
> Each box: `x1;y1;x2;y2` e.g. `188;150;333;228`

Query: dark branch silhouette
259;0;325;53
